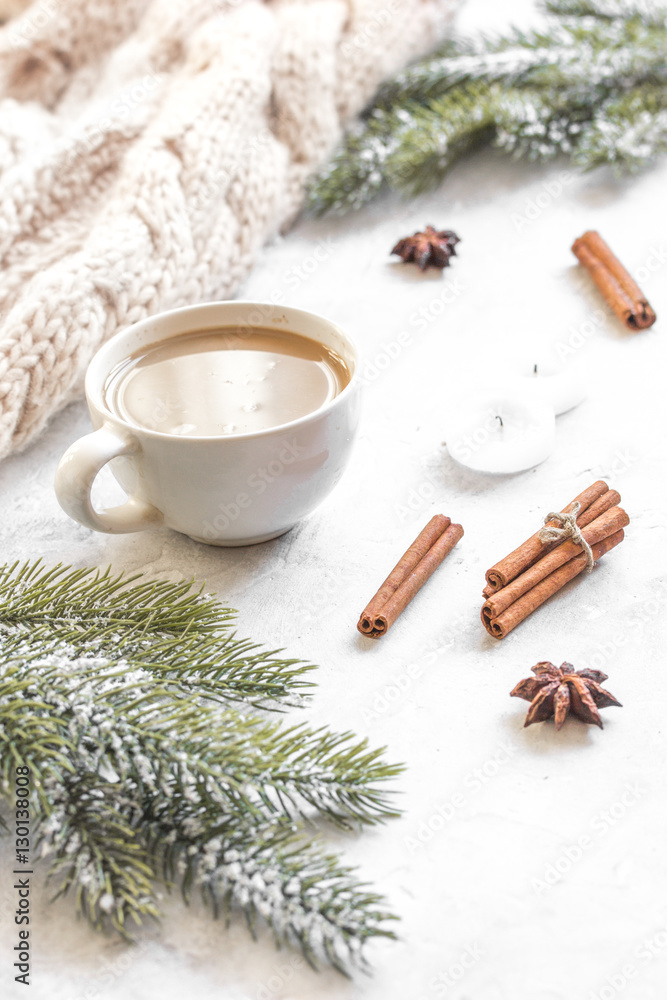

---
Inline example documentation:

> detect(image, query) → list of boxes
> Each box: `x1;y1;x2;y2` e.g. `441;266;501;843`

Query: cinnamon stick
358;516;463;638
482;505;629;624
484;480;609;594
577;489;621;528
482;529;625;640
572;230;656;331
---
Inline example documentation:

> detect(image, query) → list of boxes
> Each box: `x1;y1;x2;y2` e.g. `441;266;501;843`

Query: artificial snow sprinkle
0;561;402;973
310;0;667;215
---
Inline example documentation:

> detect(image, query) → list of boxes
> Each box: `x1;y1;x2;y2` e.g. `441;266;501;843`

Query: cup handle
54;424;163;534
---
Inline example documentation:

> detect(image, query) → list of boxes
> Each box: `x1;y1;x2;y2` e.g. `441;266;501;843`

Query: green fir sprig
0;562;401;973
310;0;667;214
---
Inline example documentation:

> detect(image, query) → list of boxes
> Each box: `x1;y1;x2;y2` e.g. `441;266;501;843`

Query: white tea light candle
516;358;587;415
444;391;556;474
493;342;587;416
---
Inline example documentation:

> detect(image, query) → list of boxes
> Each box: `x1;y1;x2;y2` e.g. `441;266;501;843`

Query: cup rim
86;300;360;443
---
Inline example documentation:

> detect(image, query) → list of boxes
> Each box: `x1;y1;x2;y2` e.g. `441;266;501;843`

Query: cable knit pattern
0;0;458;457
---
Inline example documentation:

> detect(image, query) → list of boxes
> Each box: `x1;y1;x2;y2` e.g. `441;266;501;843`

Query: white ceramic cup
55;301;361;546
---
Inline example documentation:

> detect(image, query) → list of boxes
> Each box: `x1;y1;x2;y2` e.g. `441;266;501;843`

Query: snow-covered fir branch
310;0;667;214
0;563;402;972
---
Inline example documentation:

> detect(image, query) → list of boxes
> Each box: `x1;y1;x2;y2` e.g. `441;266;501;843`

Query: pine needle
309;0;667;214
0;563;402;972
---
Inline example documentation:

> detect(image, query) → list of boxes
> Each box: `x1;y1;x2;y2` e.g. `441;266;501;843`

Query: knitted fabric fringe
0;0;458;457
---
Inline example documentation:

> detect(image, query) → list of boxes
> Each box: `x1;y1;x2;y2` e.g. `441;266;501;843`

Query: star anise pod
510;661;622;730
391;226;460;271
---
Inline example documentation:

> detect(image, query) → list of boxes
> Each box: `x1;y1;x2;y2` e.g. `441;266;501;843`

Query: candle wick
496;414;504;429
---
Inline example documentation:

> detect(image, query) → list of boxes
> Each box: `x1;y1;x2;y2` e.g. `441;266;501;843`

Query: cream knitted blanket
0;0;457;458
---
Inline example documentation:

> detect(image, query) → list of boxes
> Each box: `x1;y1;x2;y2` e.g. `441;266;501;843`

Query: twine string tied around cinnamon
537;502;595;572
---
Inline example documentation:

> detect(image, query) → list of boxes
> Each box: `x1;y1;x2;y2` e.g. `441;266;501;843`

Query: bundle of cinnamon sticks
481;481;629;639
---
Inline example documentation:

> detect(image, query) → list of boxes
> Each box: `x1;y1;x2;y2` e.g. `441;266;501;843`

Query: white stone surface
2;2;667;997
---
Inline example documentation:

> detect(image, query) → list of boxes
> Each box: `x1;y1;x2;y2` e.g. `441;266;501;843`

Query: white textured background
2;1;667;997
